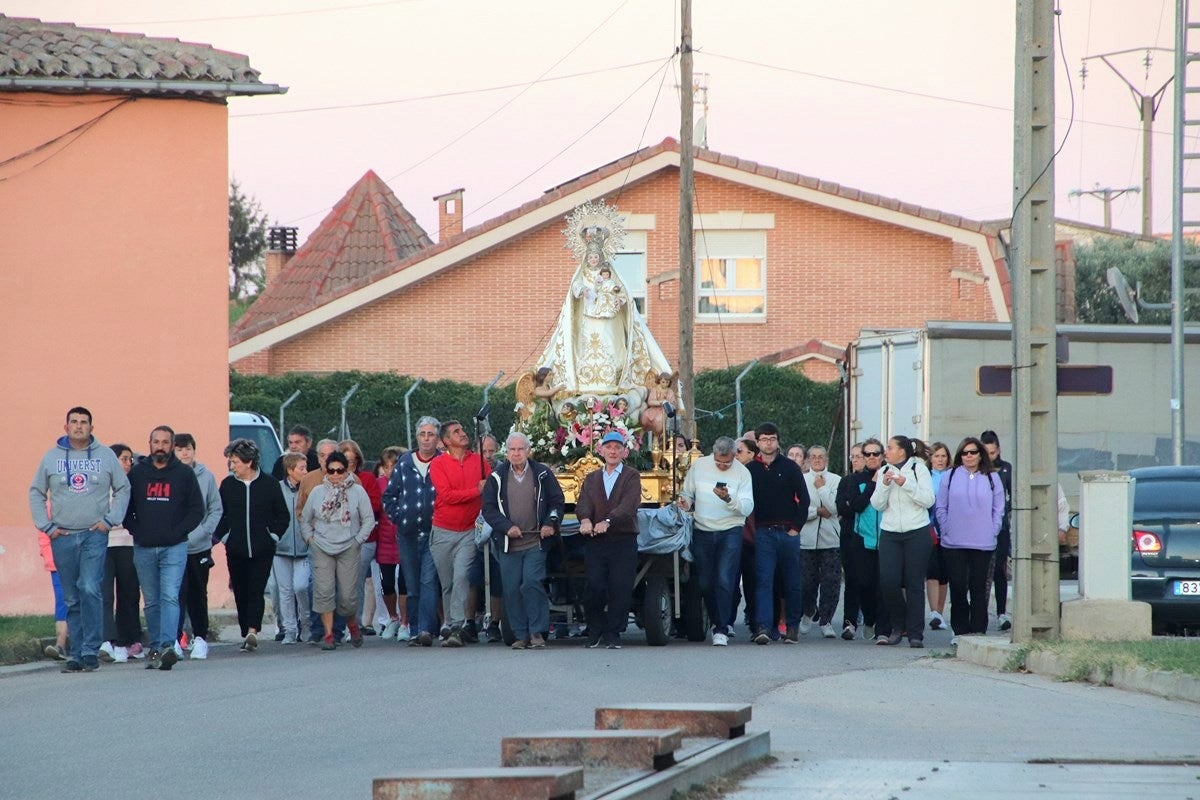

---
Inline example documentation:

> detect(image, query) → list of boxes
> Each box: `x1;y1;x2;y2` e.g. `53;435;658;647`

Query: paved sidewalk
727;657;1200;799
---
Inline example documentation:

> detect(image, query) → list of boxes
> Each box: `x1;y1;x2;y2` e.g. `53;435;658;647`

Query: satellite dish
1106;266;1140;323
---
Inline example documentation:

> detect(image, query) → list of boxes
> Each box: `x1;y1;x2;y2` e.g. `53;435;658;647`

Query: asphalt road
2;618;1197;800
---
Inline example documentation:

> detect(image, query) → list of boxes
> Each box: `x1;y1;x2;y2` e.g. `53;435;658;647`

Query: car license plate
1175;580;1200;596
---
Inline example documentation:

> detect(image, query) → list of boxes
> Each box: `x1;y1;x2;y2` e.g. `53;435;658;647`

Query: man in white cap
576;431;642;649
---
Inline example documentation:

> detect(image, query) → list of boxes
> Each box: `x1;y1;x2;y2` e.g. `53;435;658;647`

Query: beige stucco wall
1;93;232;614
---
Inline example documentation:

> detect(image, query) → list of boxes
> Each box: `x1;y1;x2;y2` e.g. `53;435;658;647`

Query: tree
229;179;269;300
1074;236;1200;324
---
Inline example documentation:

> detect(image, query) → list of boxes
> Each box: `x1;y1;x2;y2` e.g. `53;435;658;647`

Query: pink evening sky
6;1;1181;242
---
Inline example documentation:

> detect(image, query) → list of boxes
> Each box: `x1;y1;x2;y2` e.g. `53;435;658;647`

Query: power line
89;0;421;26
704;48;1151;138
383;0;631;185
460;56;676;229
231;58;663;119
0;98;131;181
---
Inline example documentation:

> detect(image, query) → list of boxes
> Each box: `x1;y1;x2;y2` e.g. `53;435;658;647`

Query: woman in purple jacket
933;437;1005;642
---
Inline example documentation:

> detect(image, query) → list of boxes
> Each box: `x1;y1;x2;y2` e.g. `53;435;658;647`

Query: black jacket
126;455;205;548
844;467;879;515
481;460;565;552
214;470;290;559
747;455;810;532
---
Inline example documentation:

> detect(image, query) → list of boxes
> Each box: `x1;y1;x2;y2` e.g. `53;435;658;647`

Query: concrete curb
593;730;771;800
955;636;1200;704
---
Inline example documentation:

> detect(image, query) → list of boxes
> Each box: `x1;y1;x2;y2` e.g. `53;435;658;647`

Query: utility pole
1170;0;1190;465
678;0;696;441
1012;0;1060;643
1068;185;1140;229
1081;47;1173;236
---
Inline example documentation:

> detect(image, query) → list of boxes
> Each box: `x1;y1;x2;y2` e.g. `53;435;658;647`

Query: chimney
264;226;298;286
433;188;464;241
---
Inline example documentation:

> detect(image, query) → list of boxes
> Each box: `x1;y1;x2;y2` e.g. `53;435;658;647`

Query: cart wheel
643;576;671;646
498;611;517;646
681;574;710;642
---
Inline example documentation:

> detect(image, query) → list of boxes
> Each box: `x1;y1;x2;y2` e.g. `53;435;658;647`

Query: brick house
231;138;1011;385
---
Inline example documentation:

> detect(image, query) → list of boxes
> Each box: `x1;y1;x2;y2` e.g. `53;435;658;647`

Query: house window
612;231;647;315
695;230;766;319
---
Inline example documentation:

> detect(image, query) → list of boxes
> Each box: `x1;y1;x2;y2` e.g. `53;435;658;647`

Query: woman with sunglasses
301;451;375;650
869;435;936;647
933;437;1004;643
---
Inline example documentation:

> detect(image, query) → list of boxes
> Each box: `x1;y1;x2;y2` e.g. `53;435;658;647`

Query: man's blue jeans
398;530;441;636
133;541;188;650
50;528;108;660
691;526;743;634
754;525;802;637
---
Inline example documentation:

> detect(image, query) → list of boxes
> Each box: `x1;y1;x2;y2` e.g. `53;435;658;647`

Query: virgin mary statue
536;200;673;406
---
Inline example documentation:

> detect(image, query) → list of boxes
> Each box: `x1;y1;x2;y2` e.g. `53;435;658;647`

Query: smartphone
715;481;727;490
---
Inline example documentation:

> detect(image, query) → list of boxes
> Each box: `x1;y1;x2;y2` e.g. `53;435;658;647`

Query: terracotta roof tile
0;14;280;97
232;138;1000;347
232;170;433;339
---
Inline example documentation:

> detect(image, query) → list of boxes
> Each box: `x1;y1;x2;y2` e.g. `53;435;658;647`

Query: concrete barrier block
595;703;752;739
373;767;583;800
1061;598;1152;641
502;729;682;771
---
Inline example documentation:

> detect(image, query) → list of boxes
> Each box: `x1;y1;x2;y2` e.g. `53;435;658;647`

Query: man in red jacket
577;431;643;649
429;420;491;648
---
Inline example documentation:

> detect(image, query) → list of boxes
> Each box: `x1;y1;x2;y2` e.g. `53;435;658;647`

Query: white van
228;411;284;472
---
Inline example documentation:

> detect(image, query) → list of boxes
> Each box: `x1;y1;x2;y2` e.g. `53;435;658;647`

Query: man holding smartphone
679;436;754;646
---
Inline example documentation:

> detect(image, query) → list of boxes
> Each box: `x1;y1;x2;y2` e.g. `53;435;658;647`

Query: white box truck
844;321;1200;495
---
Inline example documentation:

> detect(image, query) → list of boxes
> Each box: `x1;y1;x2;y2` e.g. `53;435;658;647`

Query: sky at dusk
7;1;1182;242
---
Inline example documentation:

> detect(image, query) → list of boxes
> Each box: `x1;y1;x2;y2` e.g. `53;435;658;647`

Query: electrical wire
0;98;131;181
91;0;422;26
384;0;631;185
441;55;675;234
612;50;673;204
284;0;633;225
231;58;663;119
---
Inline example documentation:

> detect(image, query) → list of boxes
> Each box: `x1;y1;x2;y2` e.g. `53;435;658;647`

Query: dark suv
1129;466;1200;634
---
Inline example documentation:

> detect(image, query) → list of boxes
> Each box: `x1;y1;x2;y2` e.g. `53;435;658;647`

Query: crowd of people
31;403;1045;673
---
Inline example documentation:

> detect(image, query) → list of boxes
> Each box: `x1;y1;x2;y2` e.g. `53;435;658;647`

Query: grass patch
0;615;55;646
1002;644;1032;672
0;615;56;665
1028;639;1200;682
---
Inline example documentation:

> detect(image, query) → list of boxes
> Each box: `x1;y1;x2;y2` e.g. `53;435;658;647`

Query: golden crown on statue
563;199;625;264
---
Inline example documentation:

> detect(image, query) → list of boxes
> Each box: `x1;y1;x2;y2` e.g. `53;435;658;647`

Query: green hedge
693;363;843;466
231;364;842;467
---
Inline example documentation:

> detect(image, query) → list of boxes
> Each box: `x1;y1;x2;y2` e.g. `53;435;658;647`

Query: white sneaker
173;641;184;659
397;625;411;642
111;645;129;663
929;611;945;630
798;615;813;635
998;613;1012;631
382;620;400;640
282;631;298;645
712;632;729;647
99;641;116;663
820;623;836;639
725;625;736;639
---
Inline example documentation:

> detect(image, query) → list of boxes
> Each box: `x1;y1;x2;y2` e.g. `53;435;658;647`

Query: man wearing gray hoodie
29;407;130;673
